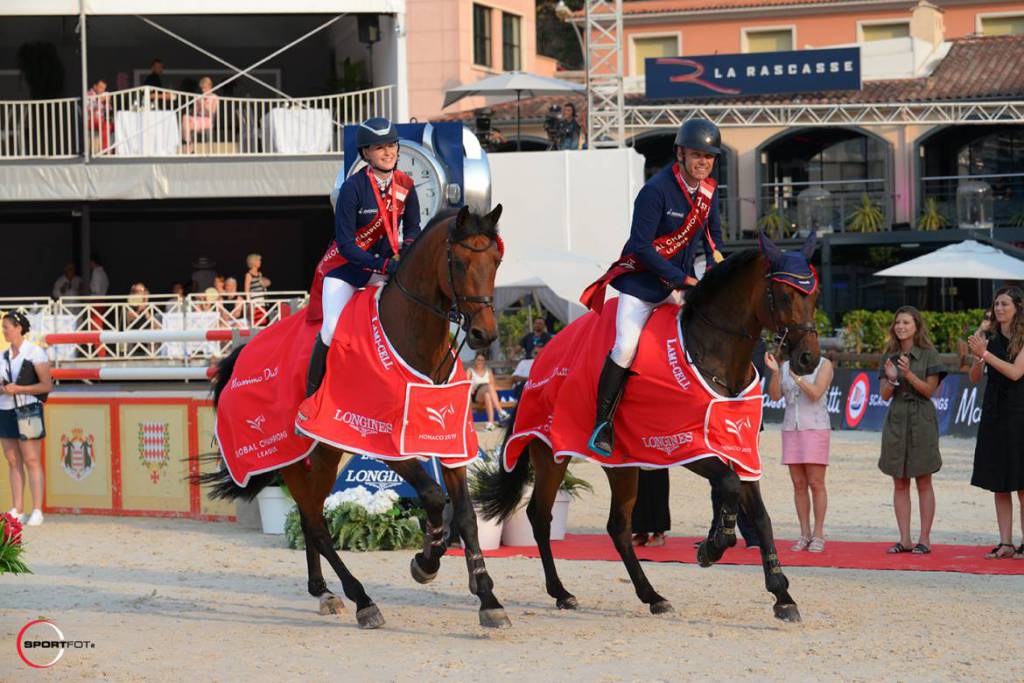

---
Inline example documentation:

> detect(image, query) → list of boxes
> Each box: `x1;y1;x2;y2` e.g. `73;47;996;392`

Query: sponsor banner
332;454;441;500
762;369;986;438
645;47;861;99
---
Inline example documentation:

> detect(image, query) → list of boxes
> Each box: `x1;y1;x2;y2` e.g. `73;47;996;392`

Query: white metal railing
0;98;81;159
89;85;394;158
1;291;308;364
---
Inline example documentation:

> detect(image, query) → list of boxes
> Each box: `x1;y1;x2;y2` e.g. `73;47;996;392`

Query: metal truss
585;0;625;147
623;100;1024;130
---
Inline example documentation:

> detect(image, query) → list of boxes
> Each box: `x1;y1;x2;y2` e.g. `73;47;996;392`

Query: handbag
5;351;45;441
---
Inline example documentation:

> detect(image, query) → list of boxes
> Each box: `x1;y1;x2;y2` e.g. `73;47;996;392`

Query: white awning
0;0;402;16
875;240;1024;281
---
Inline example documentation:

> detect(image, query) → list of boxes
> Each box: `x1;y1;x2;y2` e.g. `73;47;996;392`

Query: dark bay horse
476;231;820;622
199;206;511;629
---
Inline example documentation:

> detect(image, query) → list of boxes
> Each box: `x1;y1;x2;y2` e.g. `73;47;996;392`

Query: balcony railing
921;172;1024;229
0;84;393;160
0;98;82;159
0;291;308;365
759;179;892;233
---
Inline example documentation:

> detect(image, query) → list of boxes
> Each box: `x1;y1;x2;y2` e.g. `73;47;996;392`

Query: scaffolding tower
584;0;625;148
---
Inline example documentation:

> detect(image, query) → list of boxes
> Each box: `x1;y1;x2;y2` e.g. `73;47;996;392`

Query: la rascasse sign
645;47;861;99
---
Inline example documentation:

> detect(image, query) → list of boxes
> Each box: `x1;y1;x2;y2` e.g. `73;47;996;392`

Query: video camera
543;105;566;143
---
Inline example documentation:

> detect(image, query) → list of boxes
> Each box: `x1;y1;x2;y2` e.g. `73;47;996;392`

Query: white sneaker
484;422;496;431
498;409;511;420
6;507;22;522
25;509;43;527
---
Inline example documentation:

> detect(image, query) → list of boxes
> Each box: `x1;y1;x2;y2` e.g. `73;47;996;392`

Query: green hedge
840;309;985;354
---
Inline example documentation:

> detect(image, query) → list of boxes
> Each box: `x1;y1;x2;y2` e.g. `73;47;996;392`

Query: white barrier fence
0;98;81;159
0;291;307;365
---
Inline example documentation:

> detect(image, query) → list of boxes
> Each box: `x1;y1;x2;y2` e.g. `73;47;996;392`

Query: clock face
346;140;447;226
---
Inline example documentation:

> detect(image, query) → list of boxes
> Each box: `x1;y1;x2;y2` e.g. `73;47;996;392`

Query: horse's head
758;231;821;375
441;204;504;350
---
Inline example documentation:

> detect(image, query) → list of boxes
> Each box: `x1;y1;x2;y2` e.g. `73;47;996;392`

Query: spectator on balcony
86;78;113;151
52;263;82;300
88;254;109;296
165;281;188;313
181;77;219;152
126;282;156;330
214;274;226;294
245;254;271;326
143;58;173;104
220;277;245;327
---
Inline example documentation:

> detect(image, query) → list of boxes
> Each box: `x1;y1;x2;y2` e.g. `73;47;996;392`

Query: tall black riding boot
305;337;330;398
588;354;631;457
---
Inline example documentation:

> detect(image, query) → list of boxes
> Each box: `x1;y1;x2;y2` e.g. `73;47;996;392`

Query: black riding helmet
674;118;721;155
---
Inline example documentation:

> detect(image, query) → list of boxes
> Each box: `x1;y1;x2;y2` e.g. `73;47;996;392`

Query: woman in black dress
968;286;1024;559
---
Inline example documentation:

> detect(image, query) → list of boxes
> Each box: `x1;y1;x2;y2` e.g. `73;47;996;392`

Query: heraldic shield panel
196;405;234;517
44;403;114;511
120;404;190;512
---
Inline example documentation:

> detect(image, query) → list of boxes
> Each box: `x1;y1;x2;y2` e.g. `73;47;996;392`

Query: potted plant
284;486;423;551
758;204;791;240
846;194;886;232
256;473;293;535
467;459;506;550
498;465;594;547
0;512;30;575
917;198;949;231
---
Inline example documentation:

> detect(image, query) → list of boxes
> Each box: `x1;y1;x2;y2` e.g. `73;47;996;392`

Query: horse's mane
680;248;763;324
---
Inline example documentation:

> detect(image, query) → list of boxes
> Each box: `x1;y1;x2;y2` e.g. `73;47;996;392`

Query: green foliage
560;466;595;499
917;198;950;231
536;0;585;70
499;307;534;359
1011;212;1024;228
846;194;886;233
841;308;986;354
285;502;423;552
814;308;832;337
867;246;898;267
469;458;594;499
758;205;791;239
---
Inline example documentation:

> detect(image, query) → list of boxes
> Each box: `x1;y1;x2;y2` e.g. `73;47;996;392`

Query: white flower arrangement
324;486;401;516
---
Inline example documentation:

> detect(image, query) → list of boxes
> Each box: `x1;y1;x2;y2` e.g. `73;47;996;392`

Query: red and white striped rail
44;329;252;345
50;367;217;381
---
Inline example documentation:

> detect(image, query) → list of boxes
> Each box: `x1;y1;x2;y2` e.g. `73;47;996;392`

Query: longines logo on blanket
230;366;279;390
370;316;394;370
641;431;693;455
16;619;95;669
334;410;393;437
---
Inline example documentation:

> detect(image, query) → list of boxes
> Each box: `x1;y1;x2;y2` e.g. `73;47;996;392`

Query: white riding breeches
610;290;684;367
320;274;387;344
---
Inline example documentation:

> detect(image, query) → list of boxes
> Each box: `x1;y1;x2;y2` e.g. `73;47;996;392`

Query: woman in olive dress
968;286;1024;560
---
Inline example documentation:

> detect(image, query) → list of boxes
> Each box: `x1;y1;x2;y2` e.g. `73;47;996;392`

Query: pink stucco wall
407;0;556;120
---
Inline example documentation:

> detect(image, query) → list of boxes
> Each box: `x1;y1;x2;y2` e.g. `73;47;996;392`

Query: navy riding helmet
674;118;721;155
355;117;399;149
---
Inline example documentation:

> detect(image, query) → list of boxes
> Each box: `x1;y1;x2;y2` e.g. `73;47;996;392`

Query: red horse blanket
296;287;478;467
503;298;763;479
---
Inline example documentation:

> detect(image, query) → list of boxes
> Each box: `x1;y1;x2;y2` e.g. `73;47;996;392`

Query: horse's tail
188;344;279;501
475;411;531;522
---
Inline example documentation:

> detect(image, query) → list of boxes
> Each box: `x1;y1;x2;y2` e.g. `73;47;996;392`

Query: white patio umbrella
875;240;1024;280
443;71;585;151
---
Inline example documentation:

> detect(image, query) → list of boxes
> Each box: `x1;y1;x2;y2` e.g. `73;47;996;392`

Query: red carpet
463;534;1024;575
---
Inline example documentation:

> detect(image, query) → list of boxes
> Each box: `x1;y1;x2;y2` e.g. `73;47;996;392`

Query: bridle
389;223;502;383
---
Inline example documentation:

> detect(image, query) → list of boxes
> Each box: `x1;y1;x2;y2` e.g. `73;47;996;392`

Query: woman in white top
1;312;53;527
468;353;509;431
765;351;833;553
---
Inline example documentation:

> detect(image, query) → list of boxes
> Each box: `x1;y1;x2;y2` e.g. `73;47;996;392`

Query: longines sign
645;47;861;99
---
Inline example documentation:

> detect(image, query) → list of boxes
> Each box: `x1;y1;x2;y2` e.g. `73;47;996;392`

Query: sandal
807;536;826;553
886;542;913;554
791;536;811;552
911;543;931;555
646;533;666;548
984;543;1016;559
631;533;649;547
1015;544;1024;559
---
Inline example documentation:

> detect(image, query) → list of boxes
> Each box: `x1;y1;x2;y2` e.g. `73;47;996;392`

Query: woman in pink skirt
765;350;834;552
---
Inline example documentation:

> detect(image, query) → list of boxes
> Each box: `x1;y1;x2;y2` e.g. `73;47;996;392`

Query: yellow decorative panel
196;405;235;517
43;404;113;511
120;404;190;513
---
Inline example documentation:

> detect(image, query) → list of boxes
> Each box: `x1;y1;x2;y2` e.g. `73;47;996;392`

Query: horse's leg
282;449;384;629
685;458;741;567
604;467;673;614
298;511;344;615
385;460;449;584
525;442;577;610
441;465;511;629
740;480;801;623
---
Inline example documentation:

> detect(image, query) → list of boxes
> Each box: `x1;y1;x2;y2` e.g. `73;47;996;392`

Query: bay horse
476;231;820;622
199;206;511;629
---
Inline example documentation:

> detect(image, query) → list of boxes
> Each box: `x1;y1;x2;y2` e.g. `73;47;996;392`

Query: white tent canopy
1;1;402;15
875;240;1024;280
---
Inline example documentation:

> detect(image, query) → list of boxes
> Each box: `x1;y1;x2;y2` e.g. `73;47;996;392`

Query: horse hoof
650;600;675;615
479;608;512;629
696;541;713;568
410;557;438;584
318;593;345;615
774;603;801;623
356;605;386;629
556;596;578;610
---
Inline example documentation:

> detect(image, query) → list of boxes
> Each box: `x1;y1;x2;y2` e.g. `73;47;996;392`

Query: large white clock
340;140;448;227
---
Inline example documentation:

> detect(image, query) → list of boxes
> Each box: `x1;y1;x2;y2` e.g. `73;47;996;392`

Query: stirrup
588;421;613;457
